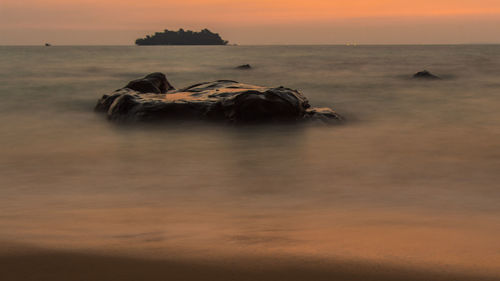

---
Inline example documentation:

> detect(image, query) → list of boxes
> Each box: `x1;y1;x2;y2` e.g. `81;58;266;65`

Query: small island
135;28;228;45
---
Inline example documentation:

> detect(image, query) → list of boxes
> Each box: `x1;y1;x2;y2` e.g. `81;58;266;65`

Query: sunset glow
1;1;500;45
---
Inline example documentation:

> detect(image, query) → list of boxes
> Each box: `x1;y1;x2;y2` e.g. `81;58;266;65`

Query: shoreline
1;243;498;281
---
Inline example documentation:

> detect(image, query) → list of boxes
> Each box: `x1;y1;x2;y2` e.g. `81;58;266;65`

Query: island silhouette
135;28;228;45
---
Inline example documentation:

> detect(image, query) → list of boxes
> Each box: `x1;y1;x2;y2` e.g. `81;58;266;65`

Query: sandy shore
1;244;498;281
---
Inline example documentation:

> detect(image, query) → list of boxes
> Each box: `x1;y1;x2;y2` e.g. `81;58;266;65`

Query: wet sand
1;243;498;281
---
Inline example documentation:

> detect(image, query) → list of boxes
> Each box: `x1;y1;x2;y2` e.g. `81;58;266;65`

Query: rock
95;73;342;123
125;72;175;94
236;64;252;70
305;107;343;122
413;70;440;80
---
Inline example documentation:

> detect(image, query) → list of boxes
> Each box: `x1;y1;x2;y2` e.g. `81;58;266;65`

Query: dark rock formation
236;64;252;70
125;72;175;94
413;70;440;80
95;73;342;123
135;28;228;45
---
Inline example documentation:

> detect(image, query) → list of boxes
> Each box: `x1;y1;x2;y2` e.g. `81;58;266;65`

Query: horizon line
2;43;500;46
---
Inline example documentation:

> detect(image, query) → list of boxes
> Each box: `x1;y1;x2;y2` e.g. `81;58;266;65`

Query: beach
1;45;500;280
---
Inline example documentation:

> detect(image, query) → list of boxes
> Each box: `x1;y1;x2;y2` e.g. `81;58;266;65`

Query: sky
1;0;499;45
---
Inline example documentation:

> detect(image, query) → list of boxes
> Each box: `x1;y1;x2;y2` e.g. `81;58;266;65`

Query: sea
1;45;500;279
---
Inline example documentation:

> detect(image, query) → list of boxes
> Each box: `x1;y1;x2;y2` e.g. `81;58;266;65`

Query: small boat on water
45;43;51;46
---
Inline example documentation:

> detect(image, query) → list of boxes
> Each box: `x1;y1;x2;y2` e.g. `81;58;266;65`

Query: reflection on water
1;45;500;276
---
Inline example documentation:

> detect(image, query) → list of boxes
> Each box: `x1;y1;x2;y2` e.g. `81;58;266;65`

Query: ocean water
1;45;500;278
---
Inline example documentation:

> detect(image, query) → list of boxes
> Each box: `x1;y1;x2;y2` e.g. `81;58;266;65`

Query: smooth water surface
1;45;500;278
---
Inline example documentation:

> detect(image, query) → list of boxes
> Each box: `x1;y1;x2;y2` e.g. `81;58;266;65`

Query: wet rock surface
95;73;342;123
124;72;175;94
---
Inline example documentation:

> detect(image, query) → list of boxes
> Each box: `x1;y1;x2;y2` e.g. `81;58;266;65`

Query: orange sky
1;0;500;44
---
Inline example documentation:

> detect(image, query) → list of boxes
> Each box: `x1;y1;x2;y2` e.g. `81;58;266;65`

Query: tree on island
135;28;228;45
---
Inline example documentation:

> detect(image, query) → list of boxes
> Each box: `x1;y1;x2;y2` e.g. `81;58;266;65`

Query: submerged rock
236;64;252;70
413;70;440;80
95;73;342;123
